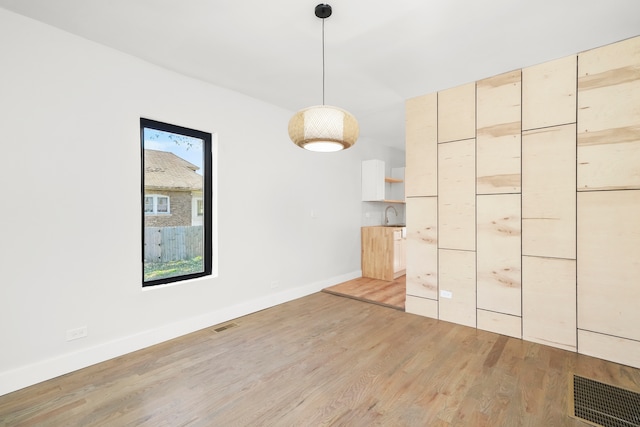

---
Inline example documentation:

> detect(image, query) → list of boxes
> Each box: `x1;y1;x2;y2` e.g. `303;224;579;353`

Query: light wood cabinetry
405;295;438;319
438;82;476;143
577;36;640;191
520;54;581;357
393;231;406;276
404;35;640;368
522;124;576;259
406;93;437;197
362;159;405;203
438;139;476;251
476;194;521;316
477;310;521;339
361;226;406;282
577;190;640;341
573;37;640;367
578;330;640;370
438;249;476;328
406;197;438;300
476;70;521;194
522;256;576;351
522;55;577;131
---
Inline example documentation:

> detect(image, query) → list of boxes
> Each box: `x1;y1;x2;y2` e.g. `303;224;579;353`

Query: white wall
0;9;402;395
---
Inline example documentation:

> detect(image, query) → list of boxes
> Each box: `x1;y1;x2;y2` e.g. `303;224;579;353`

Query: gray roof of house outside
144;149;202;191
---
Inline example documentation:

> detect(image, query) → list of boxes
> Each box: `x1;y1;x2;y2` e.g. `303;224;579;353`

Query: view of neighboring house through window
145;194;170;214
141;118;213;287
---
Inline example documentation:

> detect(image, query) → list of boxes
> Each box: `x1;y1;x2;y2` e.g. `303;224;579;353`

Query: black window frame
140;118;213;287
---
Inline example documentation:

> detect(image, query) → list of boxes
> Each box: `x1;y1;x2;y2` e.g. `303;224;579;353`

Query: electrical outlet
440;290;453;299
66;326;88;341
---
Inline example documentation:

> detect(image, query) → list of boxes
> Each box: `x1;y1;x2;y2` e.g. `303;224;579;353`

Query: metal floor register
573;375;640;427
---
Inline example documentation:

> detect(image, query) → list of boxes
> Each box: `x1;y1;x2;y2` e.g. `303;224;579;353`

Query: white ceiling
1;0;639;150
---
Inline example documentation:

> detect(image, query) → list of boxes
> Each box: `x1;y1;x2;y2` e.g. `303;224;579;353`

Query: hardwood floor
323;275;406;310
1;292;639;426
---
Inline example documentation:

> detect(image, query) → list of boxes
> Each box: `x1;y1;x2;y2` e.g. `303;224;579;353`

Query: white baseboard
0;271;360;397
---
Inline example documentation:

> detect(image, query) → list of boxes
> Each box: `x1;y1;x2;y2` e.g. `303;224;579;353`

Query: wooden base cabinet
361;226;406;281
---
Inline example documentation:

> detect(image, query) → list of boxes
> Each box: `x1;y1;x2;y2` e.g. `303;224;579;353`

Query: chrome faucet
384;205;398;225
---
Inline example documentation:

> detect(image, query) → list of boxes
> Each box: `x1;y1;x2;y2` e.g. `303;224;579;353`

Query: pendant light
288;4;359;152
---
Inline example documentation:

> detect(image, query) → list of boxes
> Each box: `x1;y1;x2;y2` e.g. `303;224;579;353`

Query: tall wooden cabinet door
577;190;640;341
522;55;577;131
522;256;576;351
439;249;476;328
477;194;521;316
438;82;476;143
578;36;640;191
438;139;476;251
476;70;522;194
406;197;438;300
522;124;576;259
406;93;437;197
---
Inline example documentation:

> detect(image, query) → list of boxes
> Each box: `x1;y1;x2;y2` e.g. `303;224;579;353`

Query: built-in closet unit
405;35;640;369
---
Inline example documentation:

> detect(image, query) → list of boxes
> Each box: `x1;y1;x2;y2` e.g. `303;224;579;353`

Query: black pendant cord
322;17;325;105
314;4;332;106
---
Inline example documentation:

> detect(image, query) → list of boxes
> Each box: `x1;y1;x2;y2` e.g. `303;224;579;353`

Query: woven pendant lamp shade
289;4;359;152
288;105;359;152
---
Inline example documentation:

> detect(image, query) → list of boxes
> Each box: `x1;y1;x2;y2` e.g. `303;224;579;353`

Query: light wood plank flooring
323;275;405;310
1;292;639;426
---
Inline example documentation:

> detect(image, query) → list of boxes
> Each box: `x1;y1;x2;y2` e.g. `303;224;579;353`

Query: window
144;195;170;215
141;118;213;287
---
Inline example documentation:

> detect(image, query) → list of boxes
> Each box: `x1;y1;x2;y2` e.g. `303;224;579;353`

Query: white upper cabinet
361;159;405;203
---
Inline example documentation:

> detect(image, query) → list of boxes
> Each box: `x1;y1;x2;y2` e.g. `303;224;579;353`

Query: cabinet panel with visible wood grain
477;310;521;339
405;295;438;319
578;35;640;191
477;194;521;316
577;190;640;342
439;249;476;328
361;227;405;282
438;139;476;251
477;70;521;194
523;256;576;351
522;55;577;131
438;82;476;143
406;93;438;197
361;227;394;281
578;329;640;370
406;197;438;300
522;124;576;259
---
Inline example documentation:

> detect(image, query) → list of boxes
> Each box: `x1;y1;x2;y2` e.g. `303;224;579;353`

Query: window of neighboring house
196;199;204;216
144;195;170;215
141;118;214;287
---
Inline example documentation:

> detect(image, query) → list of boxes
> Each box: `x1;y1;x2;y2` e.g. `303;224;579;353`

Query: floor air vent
573;375;640;427
213;323;239;333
